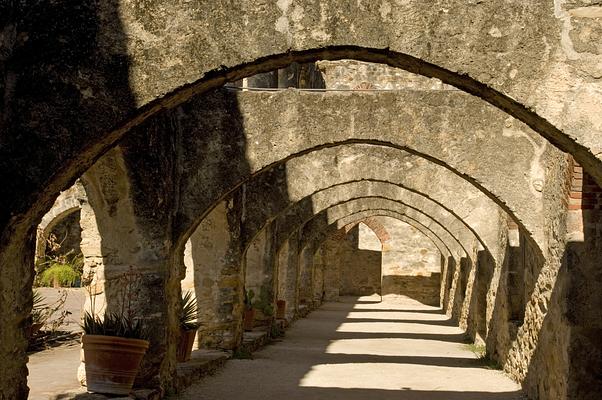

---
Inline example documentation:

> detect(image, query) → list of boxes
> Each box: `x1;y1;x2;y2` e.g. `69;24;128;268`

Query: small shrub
82;312;147;340
39;263;80;287
80;267;148;340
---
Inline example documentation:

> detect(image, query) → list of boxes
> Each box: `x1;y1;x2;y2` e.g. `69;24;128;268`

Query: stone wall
181;199;244;350
338;225;382;296
377;217;441;306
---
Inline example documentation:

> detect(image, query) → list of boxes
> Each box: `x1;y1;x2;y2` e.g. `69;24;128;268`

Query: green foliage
39;263;80;287
82;311;147;340
253;286;274;316
180;291;200;331
35;234;83;287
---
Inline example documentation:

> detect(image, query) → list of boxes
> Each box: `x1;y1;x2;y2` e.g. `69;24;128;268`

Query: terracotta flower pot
276;300;286;319
82;334;149;395
243;308;255;331
177;329;197;362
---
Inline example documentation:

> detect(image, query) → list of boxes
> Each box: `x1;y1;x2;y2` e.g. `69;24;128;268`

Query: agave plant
180;291;200;331
82;311;147;340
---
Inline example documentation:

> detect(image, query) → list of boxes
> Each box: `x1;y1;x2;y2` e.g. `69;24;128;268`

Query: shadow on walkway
172;296;524;400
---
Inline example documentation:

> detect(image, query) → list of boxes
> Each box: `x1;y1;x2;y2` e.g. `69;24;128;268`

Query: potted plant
81;268;149;395
243;289;255;331
177;291;200;362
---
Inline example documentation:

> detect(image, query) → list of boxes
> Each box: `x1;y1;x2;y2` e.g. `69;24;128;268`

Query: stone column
319;238;342;301
298;246;314;306
79;114;193;392
0;231;35;399
244;225;277;326
276;231;300;321
187;198;244;350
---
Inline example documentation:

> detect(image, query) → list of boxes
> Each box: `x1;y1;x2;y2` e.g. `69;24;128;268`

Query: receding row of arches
2;19;601;398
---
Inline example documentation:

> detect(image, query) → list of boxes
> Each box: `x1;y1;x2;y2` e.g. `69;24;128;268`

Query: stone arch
173;91;559;252
301;208;460;305
297;207;457;308
238;170;495;264
303;209;455;266
35;181;86;260
6;4;598;242
2;5;600;396
299;201;466;261
347;217;391;247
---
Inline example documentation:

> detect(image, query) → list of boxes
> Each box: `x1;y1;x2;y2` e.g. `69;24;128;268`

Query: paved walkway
28;343;81;400
173;296;524;400
28;288;84;399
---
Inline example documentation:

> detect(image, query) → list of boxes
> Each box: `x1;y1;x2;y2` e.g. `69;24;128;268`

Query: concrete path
173;296;524;400
28;343;81;400
28;288;84;399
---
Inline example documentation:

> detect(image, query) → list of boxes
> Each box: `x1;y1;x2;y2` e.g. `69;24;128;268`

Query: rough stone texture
377;216;441;306
177;89;547;249
1;2;601;398
36;181;87;259
276;231;300;321
318;59;454;90
337;225;382;296
238;144;499;263
181;200;244;351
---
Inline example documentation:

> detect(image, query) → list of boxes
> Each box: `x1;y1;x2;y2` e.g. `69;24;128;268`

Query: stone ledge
240;328;270;353
174;349;230;392
49;350;229;400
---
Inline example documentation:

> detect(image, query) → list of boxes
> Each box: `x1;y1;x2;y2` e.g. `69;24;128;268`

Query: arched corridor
2;3;601;399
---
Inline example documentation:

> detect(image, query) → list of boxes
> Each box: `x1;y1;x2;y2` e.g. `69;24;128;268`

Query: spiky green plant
82;311;147;340
180;291;200;331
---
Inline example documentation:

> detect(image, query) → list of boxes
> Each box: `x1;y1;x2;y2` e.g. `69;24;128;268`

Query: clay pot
243;308;255;331
82;334;149;395
177;329;197;362
276;300;286;319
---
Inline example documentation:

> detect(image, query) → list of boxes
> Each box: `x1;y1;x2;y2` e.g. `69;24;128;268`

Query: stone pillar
276;231;300;321
79;199;107;317
244;225;276;325
319;237;342;301
186;199;244;350
0;231;35;400
298;246;314;306
80;142;182;391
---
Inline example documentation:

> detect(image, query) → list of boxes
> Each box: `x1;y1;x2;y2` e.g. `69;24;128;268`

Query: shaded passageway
173;296;523;399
